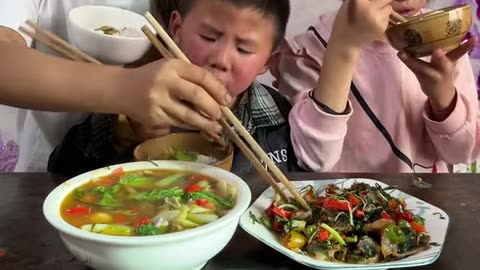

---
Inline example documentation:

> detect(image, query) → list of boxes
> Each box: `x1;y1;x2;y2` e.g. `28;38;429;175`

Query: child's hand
331;0;393;49
398;37;475;120
119;59;231;138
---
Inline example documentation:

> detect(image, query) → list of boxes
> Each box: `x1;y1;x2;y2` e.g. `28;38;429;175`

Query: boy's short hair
176;0;290;48
150;0;180;26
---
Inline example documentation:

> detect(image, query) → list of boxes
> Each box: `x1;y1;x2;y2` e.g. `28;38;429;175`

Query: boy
48;0;301;177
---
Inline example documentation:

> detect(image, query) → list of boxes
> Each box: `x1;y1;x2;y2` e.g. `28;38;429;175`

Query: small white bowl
68;5;154;65
43;161;252;270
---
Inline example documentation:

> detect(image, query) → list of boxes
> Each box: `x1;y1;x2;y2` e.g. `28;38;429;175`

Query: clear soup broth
61;168;237;236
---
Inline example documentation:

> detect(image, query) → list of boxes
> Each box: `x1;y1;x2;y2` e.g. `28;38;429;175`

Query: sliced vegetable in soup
61;168;237;236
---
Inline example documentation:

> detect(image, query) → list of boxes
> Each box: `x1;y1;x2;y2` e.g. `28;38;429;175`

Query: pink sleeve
270;25;326;105
271;20;353;171
289;93;352;171
424;55;480;164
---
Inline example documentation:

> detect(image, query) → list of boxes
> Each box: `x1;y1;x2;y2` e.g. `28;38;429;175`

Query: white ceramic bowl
43;161;252;270
68;5;154;64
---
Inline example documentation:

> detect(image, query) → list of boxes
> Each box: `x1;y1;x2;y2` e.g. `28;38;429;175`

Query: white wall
258;0;342;85
285;0;341;38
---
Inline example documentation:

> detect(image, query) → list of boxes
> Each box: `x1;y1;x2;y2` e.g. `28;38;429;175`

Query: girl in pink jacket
272;0;479;172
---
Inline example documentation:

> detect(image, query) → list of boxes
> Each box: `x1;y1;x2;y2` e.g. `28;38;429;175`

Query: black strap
349;83;414;169
308;90;349;115
307;26;414;170
308;26;328;48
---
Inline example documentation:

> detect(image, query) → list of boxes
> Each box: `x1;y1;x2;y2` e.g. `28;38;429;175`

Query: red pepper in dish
324;198;350;211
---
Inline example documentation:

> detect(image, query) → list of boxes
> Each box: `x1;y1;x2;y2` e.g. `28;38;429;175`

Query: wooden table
0;172;478;270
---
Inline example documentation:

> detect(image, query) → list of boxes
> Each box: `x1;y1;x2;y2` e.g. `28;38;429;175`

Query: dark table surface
0;172;478;270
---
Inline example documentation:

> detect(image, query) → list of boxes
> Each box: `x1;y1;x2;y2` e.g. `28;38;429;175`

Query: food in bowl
95;25;120;36
94;25;143;38
61;168;237;236
43;161;251;270
163;147;219;165
254;182;430;264
134;133;234;171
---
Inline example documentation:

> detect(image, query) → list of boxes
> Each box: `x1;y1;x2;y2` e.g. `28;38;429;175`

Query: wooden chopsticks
143;12;310;210
389;10;408;25
19;20;102;64
141;25;173;59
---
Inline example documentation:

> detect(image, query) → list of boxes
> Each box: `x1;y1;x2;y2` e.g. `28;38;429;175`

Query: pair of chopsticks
389;10;408;25
18;16;311;210
19;20;101;64
142;12;310;210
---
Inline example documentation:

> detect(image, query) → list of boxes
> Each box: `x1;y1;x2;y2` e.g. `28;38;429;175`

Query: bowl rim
133;133;234;166
43;160;251;246
68;5;152;41
394;4;471;27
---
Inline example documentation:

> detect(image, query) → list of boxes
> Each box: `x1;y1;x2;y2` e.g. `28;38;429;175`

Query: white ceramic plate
239;178;449;270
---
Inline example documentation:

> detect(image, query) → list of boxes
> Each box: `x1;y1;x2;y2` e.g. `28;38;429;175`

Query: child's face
169;0;276;96
391;0;428;17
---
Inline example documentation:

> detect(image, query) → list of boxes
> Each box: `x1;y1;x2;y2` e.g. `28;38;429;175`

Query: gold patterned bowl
386;4;472;57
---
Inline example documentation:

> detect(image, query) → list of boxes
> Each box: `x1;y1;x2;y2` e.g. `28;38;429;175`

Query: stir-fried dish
61;168;237;236
254;183;430;264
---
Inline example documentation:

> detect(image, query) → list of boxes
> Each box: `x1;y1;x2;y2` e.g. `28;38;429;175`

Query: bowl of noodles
134;132;234;171
43;160;251;270
386;4;472;57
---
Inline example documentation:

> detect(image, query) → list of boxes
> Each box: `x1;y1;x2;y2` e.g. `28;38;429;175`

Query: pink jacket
272;13;480;173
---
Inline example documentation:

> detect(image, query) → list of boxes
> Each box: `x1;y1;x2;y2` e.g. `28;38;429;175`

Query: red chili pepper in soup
134;217;152;229
65;205;90;215
188;175;206;184
195;199;209;207
185;185;202;193
114;215;126;223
